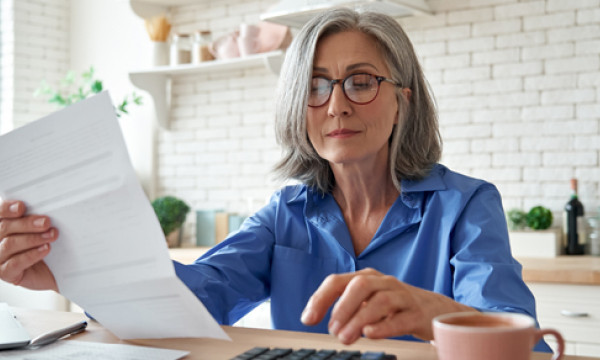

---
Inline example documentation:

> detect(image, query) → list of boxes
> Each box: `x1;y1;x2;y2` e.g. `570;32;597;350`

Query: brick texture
0;0;70;132
4;0;600;245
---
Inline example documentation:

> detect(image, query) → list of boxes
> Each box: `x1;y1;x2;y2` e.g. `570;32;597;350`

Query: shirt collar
289;163;448;207
400;163;447;194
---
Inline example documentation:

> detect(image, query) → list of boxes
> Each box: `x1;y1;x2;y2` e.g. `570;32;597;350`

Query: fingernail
41;229;54;239
301;309;314;324
33;218;47;227
38;244;48;252
339;329;356;344
329;321;341;336
9;203;19;213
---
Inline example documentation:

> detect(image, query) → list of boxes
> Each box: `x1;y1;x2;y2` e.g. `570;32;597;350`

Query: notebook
0;303;31;350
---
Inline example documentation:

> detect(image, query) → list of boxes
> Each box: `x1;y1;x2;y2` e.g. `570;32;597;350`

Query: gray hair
273;8;441;194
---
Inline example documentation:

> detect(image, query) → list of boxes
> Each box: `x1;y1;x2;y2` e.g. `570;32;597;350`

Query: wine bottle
564;178;585;255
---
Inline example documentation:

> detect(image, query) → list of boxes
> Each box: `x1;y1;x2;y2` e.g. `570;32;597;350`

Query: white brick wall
4;0;599;245
403;0;600;218
153;0;600;245
0;0;70;134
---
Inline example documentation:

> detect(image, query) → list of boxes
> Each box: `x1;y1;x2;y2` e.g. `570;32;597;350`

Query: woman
0;8;549;351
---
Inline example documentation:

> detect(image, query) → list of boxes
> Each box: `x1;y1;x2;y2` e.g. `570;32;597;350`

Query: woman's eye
311;80;329;94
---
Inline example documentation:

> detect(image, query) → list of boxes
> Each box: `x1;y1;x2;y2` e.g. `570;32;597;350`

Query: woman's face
307;30;399;169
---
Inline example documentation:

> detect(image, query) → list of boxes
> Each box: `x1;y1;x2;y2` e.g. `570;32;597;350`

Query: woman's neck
331;158;399;219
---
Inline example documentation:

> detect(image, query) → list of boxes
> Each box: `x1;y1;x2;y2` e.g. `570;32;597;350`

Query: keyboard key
231;347;396;360
255;348;293;360
360;352;385;360
230;347;269;360
330;350;361;359
281;348;317;359
306;349;337;359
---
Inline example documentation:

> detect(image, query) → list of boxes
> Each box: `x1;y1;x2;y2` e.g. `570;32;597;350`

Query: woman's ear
402;88;412;102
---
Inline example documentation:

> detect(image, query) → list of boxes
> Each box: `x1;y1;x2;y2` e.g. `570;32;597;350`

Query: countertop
518;256;600;285
169;248;600;286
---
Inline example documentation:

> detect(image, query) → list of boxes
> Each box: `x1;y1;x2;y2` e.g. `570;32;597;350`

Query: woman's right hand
0;200;58;292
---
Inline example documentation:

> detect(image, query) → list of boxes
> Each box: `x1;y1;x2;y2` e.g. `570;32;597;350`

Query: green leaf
36;65;142;116
132;92;143;105
61;71;76;86
506;208;527;231
77;87;87;100
81;66;95;82
49;94;67;106
151;196;190;236
526;206;553;230
91;80;103;93
118;99;128;113
34;81;53;97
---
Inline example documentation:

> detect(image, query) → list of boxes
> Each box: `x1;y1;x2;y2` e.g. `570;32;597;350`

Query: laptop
0;303;31;350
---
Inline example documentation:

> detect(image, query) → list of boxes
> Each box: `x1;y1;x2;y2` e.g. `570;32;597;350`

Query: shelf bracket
129;73;171;129
263;52;284;74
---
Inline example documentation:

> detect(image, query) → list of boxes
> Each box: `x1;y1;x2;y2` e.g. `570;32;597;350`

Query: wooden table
519;256;600;285
12;307;596;360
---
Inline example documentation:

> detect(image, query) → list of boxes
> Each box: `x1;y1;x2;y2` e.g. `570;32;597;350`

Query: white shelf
260;0;433;28
128;50;284;129
130;0;199;18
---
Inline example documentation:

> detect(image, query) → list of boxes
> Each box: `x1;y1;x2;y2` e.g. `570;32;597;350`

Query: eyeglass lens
309;74;380;107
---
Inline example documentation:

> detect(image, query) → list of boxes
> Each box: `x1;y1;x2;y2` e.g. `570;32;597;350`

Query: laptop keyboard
230;347;397;360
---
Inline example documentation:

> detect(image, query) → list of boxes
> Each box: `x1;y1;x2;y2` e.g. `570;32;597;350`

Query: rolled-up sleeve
174;201;277;325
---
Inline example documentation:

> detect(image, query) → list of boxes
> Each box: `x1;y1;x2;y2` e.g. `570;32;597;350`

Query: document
0;340;189;359
0;92;229;341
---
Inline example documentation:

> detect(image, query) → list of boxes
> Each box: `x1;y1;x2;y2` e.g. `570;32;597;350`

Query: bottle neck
571;193;578;200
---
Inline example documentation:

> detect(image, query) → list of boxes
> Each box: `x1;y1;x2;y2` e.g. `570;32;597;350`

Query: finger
328;269;386;331
332;277;400;343
0;229;58;264
301;272;356;326
0;241;52;286
338;289;408;344
0;200;25;219
0;215;52;239
362;311;414;340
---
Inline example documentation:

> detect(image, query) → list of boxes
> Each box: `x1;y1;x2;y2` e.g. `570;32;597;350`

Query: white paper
0;92;229;341
0;340;189;359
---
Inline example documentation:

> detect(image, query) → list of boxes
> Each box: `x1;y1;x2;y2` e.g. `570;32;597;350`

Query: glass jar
169;33;191;66
588;213;600;256
192;30;213;63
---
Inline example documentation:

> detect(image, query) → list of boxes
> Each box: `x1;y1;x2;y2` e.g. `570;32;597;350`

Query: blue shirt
174;164;550;352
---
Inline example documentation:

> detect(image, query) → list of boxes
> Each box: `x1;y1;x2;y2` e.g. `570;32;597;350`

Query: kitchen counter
518;256;600;285
168;248;600;286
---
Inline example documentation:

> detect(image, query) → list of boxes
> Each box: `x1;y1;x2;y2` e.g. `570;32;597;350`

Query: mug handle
535;328;565;360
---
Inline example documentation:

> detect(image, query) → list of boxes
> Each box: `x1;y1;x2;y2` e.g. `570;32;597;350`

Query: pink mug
433;312;564;360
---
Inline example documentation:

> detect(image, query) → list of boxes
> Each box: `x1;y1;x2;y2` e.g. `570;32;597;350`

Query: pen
28;320;88;348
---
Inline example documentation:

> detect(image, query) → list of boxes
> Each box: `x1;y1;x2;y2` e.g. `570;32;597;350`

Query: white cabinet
528;282;600;357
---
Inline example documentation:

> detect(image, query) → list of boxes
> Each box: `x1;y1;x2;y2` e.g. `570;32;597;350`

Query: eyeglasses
308;73;402;107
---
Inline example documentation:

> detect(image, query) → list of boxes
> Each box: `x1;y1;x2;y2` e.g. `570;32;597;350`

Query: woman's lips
327;128;360;138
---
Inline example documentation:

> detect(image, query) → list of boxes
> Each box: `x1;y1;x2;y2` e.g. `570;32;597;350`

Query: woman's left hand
300;268;474;344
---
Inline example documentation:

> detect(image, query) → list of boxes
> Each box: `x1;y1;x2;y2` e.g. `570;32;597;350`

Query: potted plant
506;205;561;258
35;66;142;117
151;196;191;248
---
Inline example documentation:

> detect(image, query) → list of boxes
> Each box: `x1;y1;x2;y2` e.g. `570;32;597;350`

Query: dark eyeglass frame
308;73;402;107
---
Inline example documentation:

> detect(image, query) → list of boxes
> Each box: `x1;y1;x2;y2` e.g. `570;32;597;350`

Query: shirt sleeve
173;197;279;325
450;183;533;313
449;183;551;353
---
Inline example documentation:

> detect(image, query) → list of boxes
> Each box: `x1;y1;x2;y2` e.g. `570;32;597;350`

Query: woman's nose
327;83;352;117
